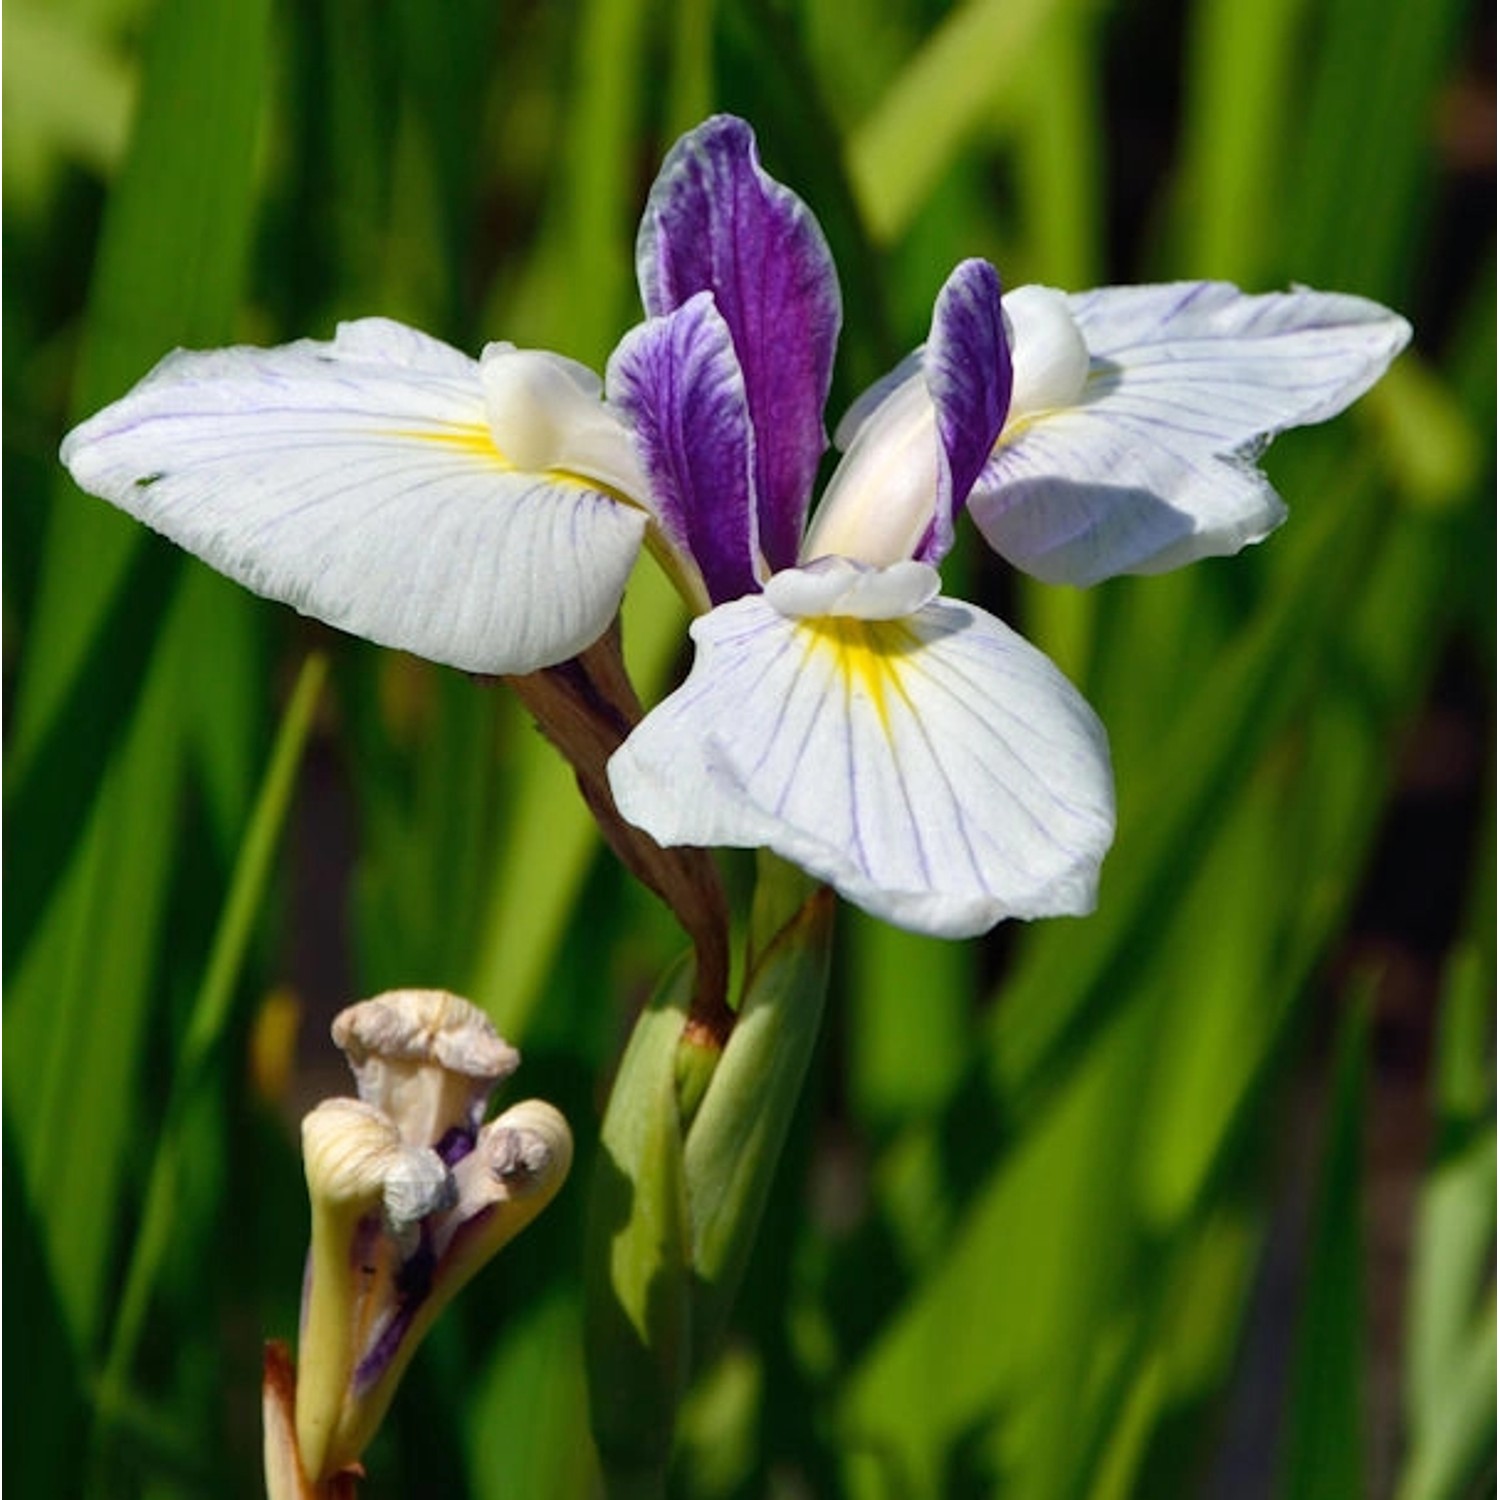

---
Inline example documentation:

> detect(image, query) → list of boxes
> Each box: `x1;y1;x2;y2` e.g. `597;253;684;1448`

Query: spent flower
285;990;570;1487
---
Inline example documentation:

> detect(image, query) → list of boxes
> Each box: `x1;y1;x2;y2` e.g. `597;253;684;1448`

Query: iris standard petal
60;318;648;674
801;375;941;569
606;291;759;605
805;260;1009;570
608;579;1115;938
635;114;841;573
831;350;924;452
918;257;1013;563
968;281;1412;585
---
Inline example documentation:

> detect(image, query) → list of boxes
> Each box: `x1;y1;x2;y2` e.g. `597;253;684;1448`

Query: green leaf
4;615;188;1354
1399;929;1497;1500
3;0;138;208
1278;990;1370;1500
94;653;327;1417
847;914;970;1132
468;1289;598;1500
837;976;1163;1499
846;0;1077;243
1172;0;1311;281
585;961;695;1493
14;0;272;772
1284;0;1468;296
989;478;1383;1109
683;886;834;1368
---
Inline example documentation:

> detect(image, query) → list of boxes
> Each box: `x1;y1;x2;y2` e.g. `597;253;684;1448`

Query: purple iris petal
917;258;1012;564
351;1266;431;1395
636;114;841;573
607;292;760;604
434;1125;476;1167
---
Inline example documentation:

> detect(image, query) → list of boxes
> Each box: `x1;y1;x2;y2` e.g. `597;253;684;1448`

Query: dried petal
332;990;519;1152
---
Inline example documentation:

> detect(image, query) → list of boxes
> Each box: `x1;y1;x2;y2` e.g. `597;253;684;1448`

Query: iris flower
602;118;1408;936
60;114;1409;939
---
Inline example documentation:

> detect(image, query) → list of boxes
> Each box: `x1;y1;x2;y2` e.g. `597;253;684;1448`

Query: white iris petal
608;570;1115;938
970;281;1411;584
802;376;940;568
832;351;925;451
60;318;649;674
1002;285;1090;418
764;557;939;620
480;346;651;498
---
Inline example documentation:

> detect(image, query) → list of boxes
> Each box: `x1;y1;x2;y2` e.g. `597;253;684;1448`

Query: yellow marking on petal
993;367;1106;452
796;616;920;738
384;423;510;462
382;424;651;508
993;413;1032;451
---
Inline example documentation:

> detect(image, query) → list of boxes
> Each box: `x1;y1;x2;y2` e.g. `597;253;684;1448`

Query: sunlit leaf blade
3;0;138;203
3;536;177;969
4;0;1490;1492
1283;0;1468;294
13;0;272;773
4;2;273;1486
95;654;327;1410
847;916;970;1132
1173;0;1310;282
845;0;1076;244
467;1290;598;1500
837;986;1161;1496
1399;907;1497;1500
5;634;186;1353
989;483;1381;1104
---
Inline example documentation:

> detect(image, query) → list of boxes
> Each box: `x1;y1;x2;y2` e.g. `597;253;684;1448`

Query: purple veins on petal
969;280;1411;585
636;114;841;573
607;292;760;604
607;576;1117;937
917;258;1012;564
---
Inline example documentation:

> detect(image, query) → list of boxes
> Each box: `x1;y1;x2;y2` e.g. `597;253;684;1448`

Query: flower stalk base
584;869;833;1492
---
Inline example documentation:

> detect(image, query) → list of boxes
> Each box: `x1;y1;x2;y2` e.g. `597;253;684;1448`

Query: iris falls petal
969;281;1412;585
606;292;759;604
636;114;841;572
608;579;1115;937
60;318;648;674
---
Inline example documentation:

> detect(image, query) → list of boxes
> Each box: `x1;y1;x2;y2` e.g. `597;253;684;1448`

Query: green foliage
4;0;1491;1496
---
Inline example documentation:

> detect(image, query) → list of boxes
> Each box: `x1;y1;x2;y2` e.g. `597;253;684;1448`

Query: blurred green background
4;0;1494;1496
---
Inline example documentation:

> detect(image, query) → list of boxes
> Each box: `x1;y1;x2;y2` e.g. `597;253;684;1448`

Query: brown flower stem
500;624;733;1040
263;1342;363;1500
